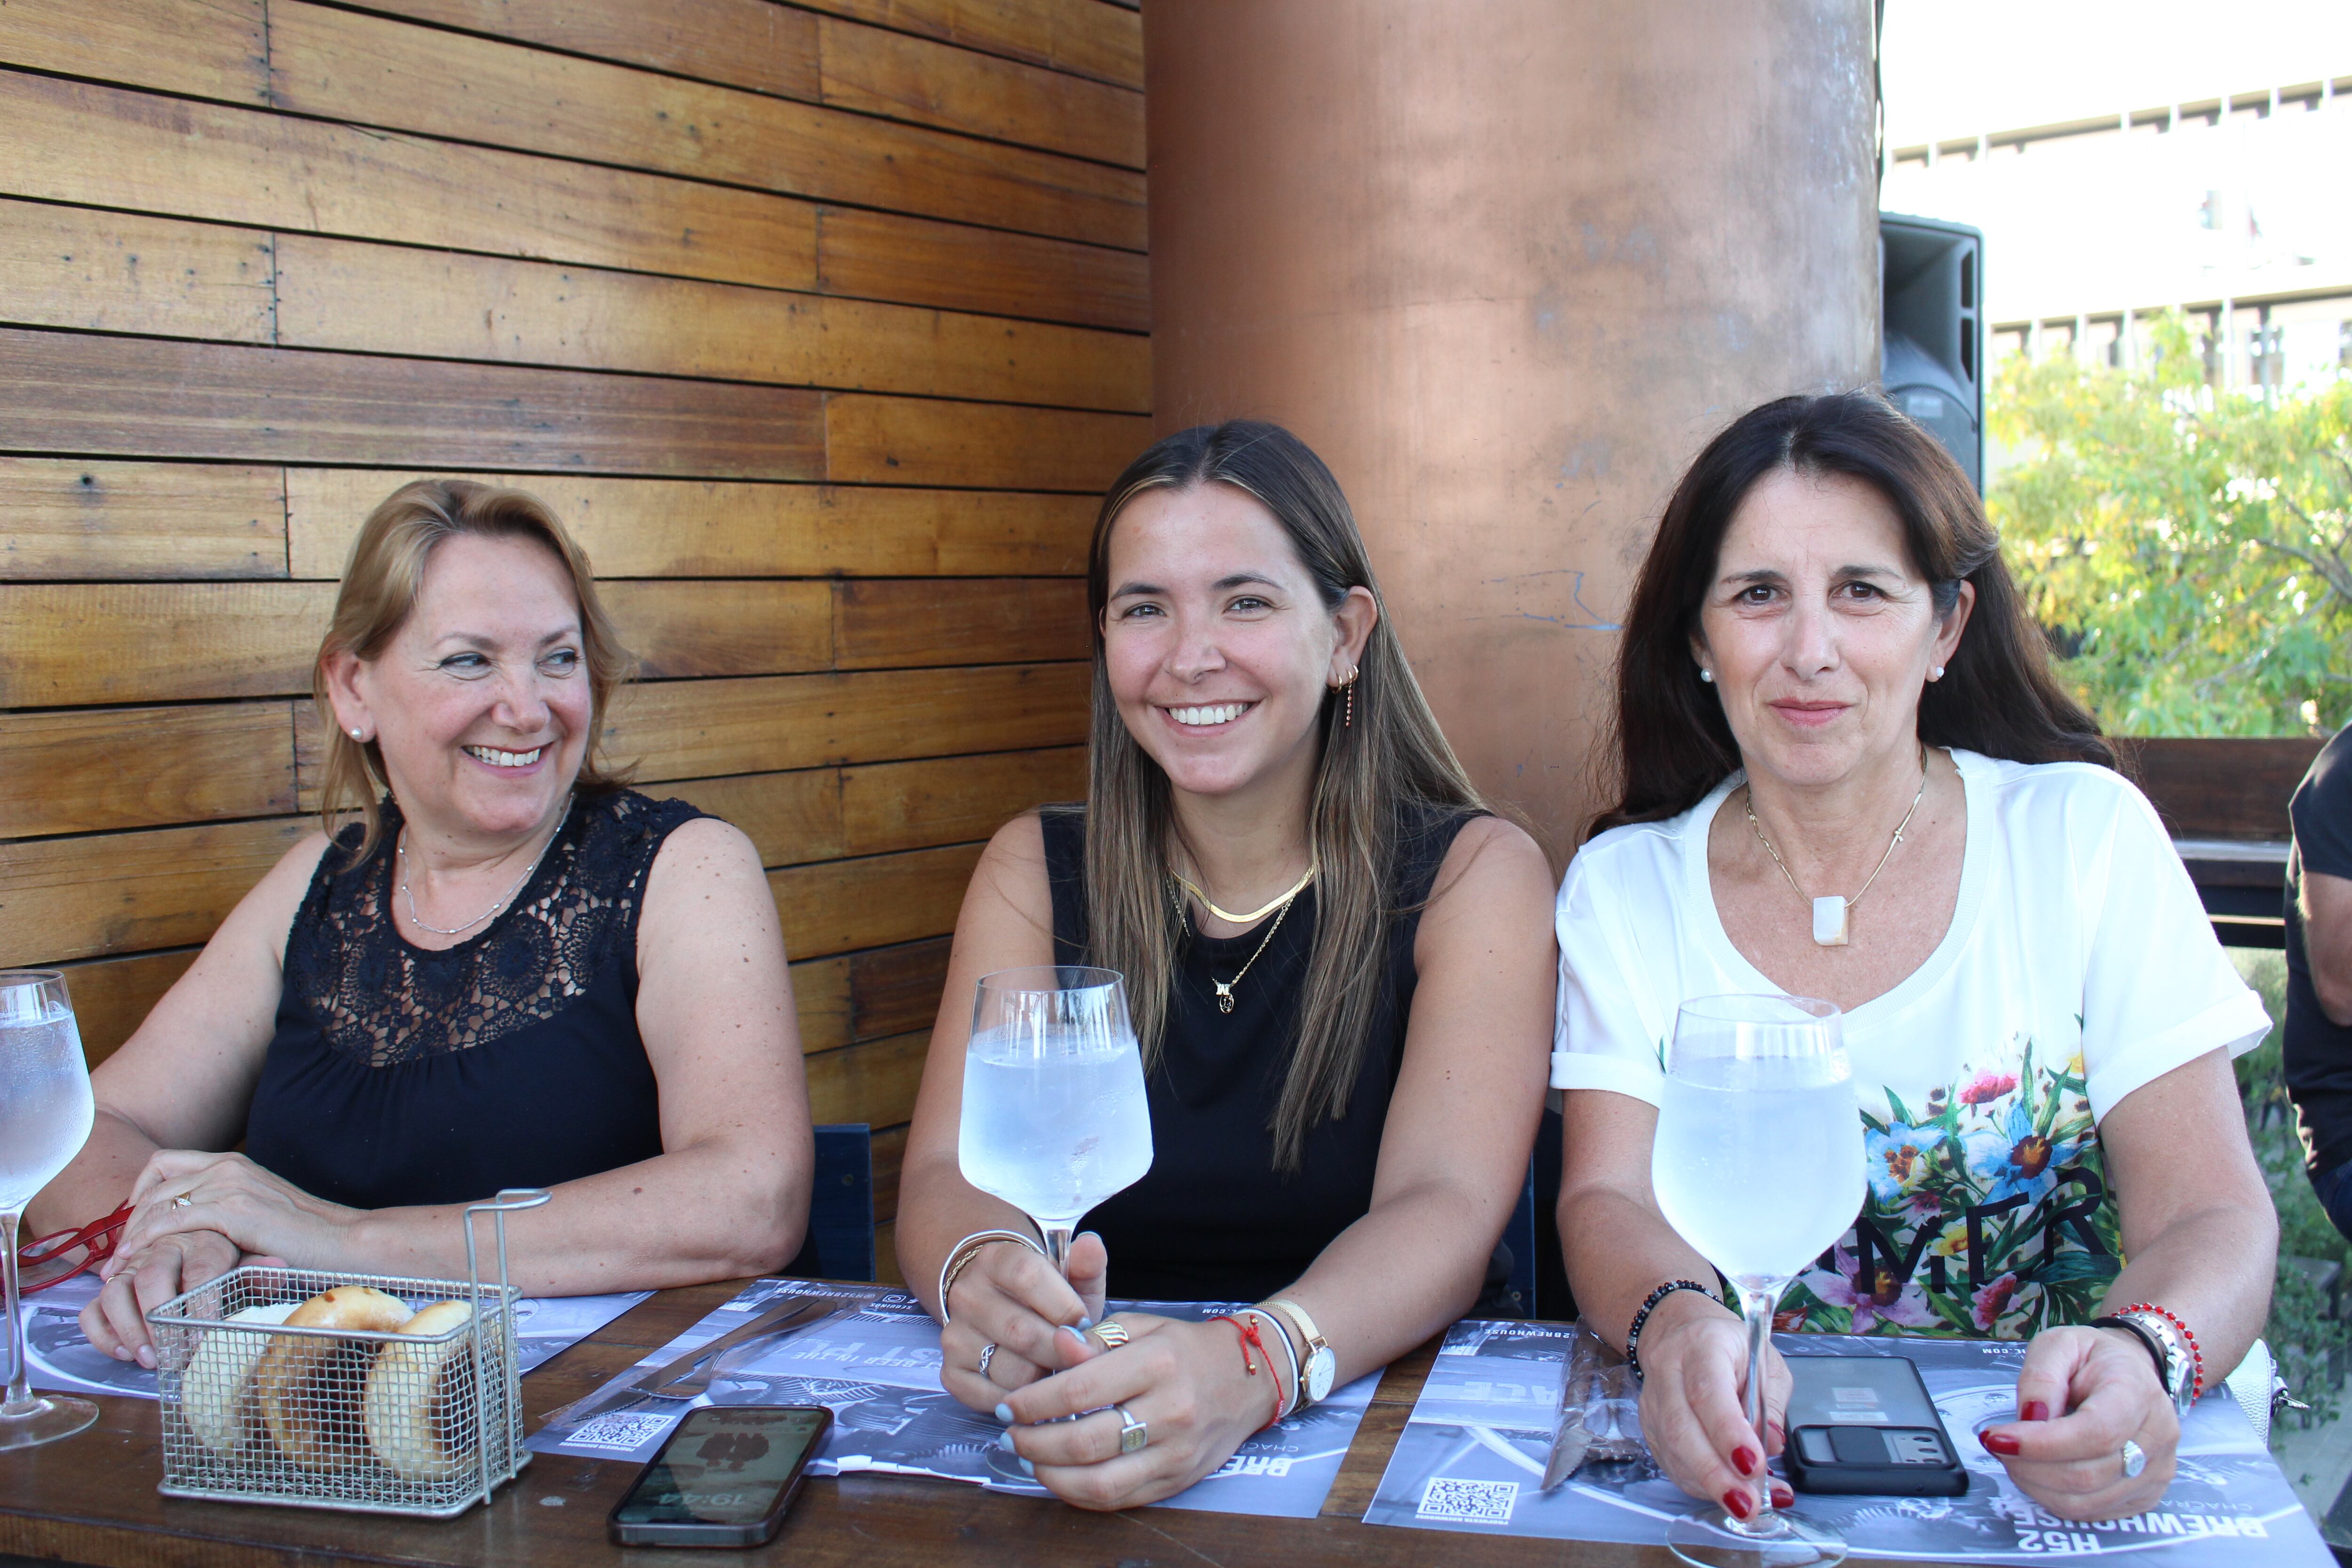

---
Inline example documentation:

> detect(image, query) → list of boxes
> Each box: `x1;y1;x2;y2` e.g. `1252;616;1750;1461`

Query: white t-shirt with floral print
1551;748;2269;1339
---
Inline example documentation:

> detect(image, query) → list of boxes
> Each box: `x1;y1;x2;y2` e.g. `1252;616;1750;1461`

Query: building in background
1880;0;2352;395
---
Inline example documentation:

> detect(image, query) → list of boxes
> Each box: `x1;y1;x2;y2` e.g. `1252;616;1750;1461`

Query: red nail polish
1732;1445;1760;1477
2023;1401;2050;1422
1771;1483;1794;1508
1982;1431;2021;1456
1723;1488;1755;1520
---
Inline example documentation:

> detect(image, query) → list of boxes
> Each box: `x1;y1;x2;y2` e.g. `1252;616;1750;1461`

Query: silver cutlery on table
537;1292;860;1433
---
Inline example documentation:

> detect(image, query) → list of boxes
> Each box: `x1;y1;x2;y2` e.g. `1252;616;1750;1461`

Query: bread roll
362;1300;477;1482
256;1286;412;1471
180;1300;301;1456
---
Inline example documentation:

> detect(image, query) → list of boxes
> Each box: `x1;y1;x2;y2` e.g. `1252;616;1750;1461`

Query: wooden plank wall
0;0;1148;1285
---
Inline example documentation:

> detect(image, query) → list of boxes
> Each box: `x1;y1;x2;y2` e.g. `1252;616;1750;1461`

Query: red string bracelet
2121;1302;2204;1398
1211;1313;1285;1432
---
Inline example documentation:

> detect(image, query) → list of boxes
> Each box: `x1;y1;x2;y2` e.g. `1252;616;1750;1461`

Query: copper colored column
1144;1;1879;860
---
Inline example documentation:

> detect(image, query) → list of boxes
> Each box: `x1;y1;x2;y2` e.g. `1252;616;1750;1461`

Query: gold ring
1091;1319;1131;1349
170;1194;193;1210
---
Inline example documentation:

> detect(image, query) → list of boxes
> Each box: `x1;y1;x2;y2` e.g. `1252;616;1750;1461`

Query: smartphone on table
607;1405;834;1547
1783;1354;1968;1497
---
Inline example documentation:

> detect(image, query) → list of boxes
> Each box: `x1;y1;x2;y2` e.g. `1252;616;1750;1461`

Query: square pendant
1812;896;1850;947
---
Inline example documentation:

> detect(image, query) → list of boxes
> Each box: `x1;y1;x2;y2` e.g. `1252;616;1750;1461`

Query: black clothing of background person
245;789;704;1210
1040;801;1484;1304
2288;726;2352;1237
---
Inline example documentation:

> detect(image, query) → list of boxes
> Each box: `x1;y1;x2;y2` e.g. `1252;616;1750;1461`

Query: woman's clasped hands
938;1233;1288;1510
82;1149;345;1367
1635;1291;2180;1524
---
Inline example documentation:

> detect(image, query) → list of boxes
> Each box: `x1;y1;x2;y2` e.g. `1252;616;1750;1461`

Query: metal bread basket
145;1189;549;1517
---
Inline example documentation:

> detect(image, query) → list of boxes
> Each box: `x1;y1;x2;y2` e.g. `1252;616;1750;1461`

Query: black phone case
1782;1355;1968;1498
607;1406;834;1547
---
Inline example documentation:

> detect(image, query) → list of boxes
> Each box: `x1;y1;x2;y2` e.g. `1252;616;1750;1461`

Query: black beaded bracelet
2090;1314;2170;1389
1625;1279;1719;1382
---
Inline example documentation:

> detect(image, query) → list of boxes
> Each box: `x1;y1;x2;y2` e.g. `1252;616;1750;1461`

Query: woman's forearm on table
2099;1196;2278;1382
1558;1184;1732;1351
897;1153;1041;1317
1289;1178;1520;1386
25;1109;162;1234
334;1133;806;1293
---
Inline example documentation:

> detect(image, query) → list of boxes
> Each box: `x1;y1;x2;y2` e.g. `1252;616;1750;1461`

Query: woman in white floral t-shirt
1554;391;2275;1525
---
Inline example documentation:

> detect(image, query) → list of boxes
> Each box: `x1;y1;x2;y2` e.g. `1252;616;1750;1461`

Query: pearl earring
1699;668;1715;684
1931;666;1946;681
350;728;365;739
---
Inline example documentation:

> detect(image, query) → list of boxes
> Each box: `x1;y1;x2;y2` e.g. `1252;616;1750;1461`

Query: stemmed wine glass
0;971;100;1450
1651;993;1864;1568
958;966;1154;1274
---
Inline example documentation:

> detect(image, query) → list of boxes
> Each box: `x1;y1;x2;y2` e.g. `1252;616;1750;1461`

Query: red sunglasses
16;1203;135;1294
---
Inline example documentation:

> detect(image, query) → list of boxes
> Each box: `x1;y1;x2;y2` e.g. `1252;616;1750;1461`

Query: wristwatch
1262;1297;1334;1409
2099;1311;2196;1418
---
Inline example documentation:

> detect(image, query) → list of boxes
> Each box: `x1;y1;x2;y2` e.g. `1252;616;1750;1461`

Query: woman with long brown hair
32;479;813;1365
1554;391;2274;1525
898;421;1555;1510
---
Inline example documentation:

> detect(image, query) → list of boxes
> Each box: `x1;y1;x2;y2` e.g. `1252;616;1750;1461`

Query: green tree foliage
1990;313;2352;736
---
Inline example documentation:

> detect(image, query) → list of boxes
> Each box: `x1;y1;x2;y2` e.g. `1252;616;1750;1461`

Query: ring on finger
1091;1320;1132;1350
169;1194;193;1210
977;1343;999;1380
1114;1403;1147;1455
2120;1439;2147;1479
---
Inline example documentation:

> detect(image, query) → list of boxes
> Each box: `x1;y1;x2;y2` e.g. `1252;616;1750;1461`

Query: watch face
1305;1346;1336;1402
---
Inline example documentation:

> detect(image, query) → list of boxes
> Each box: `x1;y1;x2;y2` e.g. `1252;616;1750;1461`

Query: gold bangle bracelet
938;1229;1042;1322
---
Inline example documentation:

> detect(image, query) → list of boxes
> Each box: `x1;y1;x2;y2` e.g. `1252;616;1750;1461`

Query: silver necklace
1743;747;1928;947
1168;878;1302;1015
397;799;570;937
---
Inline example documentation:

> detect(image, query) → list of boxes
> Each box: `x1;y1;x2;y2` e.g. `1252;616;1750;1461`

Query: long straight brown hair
1594;390;2113;838
1079;422;1483;1171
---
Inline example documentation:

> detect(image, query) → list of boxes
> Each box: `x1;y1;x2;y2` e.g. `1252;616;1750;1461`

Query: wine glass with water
958;966;1154;1274
0;971;100;1450
1651;993;1864;1568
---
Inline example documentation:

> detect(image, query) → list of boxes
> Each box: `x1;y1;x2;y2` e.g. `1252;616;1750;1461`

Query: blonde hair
312;479;633;866
1078;422;1485;1172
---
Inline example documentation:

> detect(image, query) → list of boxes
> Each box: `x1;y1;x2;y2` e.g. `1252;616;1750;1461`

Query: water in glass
959;966;1152;1271
0;970;101;1449
1653;993;1863;1568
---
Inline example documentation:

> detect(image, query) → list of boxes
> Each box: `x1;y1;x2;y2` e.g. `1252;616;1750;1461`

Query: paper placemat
1363;1321;2330;1566
15;1274;651;1400
528;1277;1378;1519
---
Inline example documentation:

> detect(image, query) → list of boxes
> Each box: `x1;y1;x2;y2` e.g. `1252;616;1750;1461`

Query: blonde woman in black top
898;422;1556;1510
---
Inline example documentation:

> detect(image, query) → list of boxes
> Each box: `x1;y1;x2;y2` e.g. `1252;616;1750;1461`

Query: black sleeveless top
1042;803;1481;1302
244;790;705;1210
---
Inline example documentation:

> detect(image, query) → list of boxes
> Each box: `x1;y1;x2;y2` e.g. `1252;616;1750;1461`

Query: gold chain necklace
1742;747;1928;947
1169;860;1317;925
1168;878;1302;1014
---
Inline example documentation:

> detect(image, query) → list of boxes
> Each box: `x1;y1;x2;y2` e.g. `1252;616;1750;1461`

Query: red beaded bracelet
2121;1301;2204;1398
1211;1313;1286;1432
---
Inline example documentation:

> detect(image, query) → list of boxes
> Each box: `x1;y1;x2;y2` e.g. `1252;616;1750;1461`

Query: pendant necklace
1169;877;1303;1014
1743;748;1927;947
398;796;572;937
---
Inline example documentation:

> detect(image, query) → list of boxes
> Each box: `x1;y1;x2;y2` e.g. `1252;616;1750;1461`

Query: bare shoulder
1428;813;1555;910
971;809;1053;918
230;829;338;949
646;813;765;884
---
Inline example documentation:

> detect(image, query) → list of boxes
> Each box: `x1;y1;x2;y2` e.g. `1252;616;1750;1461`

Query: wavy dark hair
1592;390;2113;837
1075;421;1483;1170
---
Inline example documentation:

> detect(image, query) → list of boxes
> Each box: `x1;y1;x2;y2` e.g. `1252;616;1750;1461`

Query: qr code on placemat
568;1411;679;1451
1417;1476;1519;1524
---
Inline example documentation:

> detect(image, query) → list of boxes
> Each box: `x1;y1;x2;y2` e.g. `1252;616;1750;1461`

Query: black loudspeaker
1879;212;1985;492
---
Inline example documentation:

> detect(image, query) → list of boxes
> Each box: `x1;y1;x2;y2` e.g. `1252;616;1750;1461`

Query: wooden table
0;1281;1673;1568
